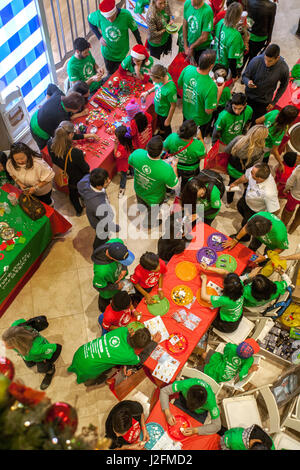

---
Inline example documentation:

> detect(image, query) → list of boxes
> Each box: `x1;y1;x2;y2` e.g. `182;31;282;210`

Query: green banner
0;190;52;304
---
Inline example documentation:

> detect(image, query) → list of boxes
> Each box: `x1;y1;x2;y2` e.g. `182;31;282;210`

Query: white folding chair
272;432;300;450
212;317;255;344
177;363;223;399
222;385;281;434
281;395;300;434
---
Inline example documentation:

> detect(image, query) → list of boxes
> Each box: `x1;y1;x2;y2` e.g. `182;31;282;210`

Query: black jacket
47;140;90;186
246;0;277;42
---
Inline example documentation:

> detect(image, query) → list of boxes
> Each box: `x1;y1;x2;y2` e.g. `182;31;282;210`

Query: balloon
44;402;78;436
0;357;15;381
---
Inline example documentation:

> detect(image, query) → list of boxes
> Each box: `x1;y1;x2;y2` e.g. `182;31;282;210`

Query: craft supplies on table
147;295;170;316
152;353;180;383
144;316;170;342
196;247;218;266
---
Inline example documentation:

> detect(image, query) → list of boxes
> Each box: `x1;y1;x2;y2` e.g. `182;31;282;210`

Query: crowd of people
1;0;300;451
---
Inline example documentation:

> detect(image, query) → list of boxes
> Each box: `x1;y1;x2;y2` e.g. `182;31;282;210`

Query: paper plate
207;232;228;252
166;333;188;355
175;261;197;281
147;295;170;316
171;285;194;306
141;422;165;450
166;23;179;34
167;415;190;441
127;321;144;332
196;286;218;308
196;247;217;266
216;254;237;272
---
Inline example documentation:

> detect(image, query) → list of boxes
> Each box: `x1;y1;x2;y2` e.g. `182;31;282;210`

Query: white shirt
245;167;280;213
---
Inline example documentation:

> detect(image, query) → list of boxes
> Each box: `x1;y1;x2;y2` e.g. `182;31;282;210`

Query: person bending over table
221;424;275;450
157;212;190;263
223;211;289;260
202;337;260;384
67;37;105;94
130;252;167;305
101;291;141;333
119;45;154;82
199;266;244;333
140;64;177;139
160;377;221;436
7;143;55;206
105;400;149;450
88;0;142;77
68;326;161;386
243;273;288;309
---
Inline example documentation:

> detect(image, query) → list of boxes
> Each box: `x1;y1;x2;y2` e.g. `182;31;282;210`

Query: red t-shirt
129;112;153;150
115;143;130;173
130;259;167;289
275;164;296;198
102;304;133;330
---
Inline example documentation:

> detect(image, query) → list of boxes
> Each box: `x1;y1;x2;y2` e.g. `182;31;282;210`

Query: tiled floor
1;0;300;439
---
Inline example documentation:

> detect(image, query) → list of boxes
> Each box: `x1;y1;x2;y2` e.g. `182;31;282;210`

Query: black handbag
24;315;49;332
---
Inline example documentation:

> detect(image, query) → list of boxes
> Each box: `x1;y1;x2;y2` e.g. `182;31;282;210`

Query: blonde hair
51;121;74;159
224;2;243;28
2;325;39;357
231;125;269;167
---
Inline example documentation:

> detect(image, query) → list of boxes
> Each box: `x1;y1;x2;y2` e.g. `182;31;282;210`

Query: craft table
0;184;72;317
138;221;253;386
146;400;221;451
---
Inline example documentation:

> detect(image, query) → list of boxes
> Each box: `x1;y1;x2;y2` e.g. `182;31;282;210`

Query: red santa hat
99;0;117;18
131;45;149;61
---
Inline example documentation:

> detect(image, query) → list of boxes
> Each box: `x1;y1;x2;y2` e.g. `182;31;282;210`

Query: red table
0;184;72;317
146;400;221;450
139;222;253;385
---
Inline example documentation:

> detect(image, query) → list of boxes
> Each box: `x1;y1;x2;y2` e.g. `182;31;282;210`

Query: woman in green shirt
243;274;288;308
119;45;154;82
200;268;244;333
141;64;177;139
2;319;62;390
163;120;206;192
145;0;173;60
255;105;299;168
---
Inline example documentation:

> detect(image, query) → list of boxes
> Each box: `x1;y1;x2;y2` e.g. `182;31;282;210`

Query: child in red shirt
125;99;153;150
275;151;297;198
114;125;134;198
101;291;140;332
130;252;167;305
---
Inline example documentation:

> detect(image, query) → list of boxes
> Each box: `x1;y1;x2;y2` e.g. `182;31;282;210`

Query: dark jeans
246;97;268;124
30;126;48;151
183;116;211;138
178;167;200;193
226;174;236;204
148;34;172;60
213;312;243;333
120;171;127;190
157;113;172;139
248;40;266;62
237;195;256;228
136;194;162;229
191;48;207;67
25;343;62;374
69;184;83;213
104;56;121;77
35;190;52;206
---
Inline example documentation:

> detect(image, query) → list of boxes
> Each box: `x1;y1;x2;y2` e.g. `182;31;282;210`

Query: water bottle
291;349;300;364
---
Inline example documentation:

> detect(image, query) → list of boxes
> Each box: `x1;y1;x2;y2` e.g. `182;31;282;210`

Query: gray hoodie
77;174;115;233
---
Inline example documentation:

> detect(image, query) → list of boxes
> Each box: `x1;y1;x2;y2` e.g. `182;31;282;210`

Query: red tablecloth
139;222;253;384
146;400;221;451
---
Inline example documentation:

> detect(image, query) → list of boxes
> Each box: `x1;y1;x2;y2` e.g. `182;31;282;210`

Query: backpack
197;169;225;199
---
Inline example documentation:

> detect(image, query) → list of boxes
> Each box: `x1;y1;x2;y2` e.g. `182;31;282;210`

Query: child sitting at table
100;291;141;333
159;377;221;436
199;264;244;333
130;252;167;305
275;151;298;198
243;274;288;309
201;338;260;384
114;125;134;198
127;108;153;150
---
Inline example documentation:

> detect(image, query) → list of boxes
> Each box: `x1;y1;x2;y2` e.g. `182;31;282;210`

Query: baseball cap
74;37;91;52
108;242;135;266
237;338;260;358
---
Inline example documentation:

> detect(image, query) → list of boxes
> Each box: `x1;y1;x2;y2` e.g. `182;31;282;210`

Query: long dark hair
250;275;277;301
223;273;243;301
133;112;148;133
9;142;41;170
115;125;133;153
273;105;299;136
181;177;207;214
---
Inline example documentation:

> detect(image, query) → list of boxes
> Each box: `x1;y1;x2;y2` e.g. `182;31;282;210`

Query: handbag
55;148;72;188
19;193;46;221
204;141;229;174
24;315;49;332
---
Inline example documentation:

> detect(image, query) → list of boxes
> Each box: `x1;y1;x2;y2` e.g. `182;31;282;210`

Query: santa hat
99;0;117;18
131;45;149;61
236;338;260;359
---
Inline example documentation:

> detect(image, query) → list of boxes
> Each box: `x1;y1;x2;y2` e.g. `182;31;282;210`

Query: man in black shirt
246;0;277;61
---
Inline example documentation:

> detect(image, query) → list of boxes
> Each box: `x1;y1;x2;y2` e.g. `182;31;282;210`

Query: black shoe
24;360;36;368
40;366;55;390
76;208;83;216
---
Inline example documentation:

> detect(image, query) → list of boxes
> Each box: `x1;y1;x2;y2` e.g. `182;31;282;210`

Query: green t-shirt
248;211;289;250
68;327;140;384
128;149;178;205
121;55;154;76
184;0;213;50
218;86;231;108
67;52;100;93
88;9;138;62
211;294;244;322
93;239;128;299
243;280;288;308
197;184;222;219
163;133;206;171
178;65;218;125
215;105;253;145
172;378;220;419
264;110;285;149
148;10;170;47
204;343;253;383
154;73;177;117
11;319;57;362
222;427;275;450
214;19;245;69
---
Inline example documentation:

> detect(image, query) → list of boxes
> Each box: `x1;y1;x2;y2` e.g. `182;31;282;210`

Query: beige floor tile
77;267;98;314
37;238;78;276
0;281;33;329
